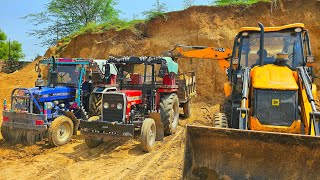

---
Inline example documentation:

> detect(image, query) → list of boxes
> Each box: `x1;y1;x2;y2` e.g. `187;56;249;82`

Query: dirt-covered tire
84;116;103;148
22;131;36;146
160;93;179;135
89;93;102;116
220;96;232;127
48;116;73;147
183;100;191;118
2;127;22;145
1;126;10;141
140;118;156;152
213;113;228;128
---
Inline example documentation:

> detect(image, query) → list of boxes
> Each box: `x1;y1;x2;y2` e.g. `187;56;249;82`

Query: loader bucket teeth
183;125;320;179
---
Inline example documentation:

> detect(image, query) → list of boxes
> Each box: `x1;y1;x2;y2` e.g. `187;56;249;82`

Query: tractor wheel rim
57;124;69;141
148;125;155;146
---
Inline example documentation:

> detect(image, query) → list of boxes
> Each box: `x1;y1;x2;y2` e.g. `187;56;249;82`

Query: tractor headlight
103;102;109;109
117;103;123;110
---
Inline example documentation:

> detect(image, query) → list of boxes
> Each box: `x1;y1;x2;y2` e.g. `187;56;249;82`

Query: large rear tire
84;116;103;148
140;118;156;152
160;93;179;135
89;93;102;116
183;100;191;118
48;116;73;147
213;113;228;128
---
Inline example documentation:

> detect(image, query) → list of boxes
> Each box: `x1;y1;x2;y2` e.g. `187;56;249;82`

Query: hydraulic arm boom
163;44;232;73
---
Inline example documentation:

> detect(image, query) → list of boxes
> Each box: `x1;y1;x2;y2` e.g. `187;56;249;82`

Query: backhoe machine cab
184;23;320;179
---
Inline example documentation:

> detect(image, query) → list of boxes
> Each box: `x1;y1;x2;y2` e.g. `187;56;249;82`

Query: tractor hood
251;64;298;90
28;86;76;102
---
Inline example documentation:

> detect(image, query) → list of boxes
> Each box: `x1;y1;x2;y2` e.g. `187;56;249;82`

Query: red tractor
80;56;196;152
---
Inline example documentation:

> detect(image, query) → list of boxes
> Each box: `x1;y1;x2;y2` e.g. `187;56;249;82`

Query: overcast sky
0;0;212;61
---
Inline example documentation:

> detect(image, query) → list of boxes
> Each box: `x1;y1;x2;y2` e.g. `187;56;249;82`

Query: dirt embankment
1;1;320;179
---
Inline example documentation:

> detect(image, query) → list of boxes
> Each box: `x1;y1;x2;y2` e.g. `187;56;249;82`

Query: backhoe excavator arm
163;44;232;73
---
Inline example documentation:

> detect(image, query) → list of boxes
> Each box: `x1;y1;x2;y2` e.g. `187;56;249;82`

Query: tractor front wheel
84;116;103;148
140;118;156;152
160;93;179;135
48;116;73;147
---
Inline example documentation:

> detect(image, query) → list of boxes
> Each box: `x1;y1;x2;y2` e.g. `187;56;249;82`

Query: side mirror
306;55;315;67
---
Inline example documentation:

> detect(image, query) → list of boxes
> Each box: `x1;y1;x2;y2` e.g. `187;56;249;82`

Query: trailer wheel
1;126;10;141
84;116;103;148
48;116;73;147
89;93;102;116
183;100;191;118
213;113;228;128
141;118;156;152
1;126;20;144
22;131;36;145
160;93;179;135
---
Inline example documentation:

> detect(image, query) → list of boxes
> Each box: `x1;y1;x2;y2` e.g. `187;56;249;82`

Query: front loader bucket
183;125;320;180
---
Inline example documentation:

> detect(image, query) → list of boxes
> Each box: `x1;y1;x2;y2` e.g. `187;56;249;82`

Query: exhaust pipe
50;56;58;87
258;23;265;66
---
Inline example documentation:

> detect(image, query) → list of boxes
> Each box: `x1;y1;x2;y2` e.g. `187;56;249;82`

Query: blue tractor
1;57;114;146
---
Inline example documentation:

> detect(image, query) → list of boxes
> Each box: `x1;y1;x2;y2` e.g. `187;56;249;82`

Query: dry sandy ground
0;103;219;180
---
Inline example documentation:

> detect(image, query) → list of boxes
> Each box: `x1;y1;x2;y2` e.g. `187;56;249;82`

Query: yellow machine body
183;23;320;179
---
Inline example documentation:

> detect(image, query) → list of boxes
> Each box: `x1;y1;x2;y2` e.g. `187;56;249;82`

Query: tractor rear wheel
213;113;228;128
160;93;179;135
48;116;73;147
183;100;191;118
89;93;102;116
84;116;103;148
140;118;156;152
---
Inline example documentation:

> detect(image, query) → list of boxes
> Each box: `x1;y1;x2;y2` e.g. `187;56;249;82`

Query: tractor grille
253;89;299;126
102;93;125;122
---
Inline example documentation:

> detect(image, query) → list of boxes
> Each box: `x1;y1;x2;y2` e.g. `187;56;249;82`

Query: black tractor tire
213;113;228;128
1;126;10;141
183;100;191;118
140;118;156;152
220;96;232;127
3;127;22;145
160;93;179;135
89;93;102;116
48;116;74;147
84;116;103;148
22;131;36;146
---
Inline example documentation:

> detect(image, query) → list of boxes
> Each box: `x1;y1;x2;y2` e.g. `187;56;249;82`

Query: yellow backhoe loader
183;23;320;179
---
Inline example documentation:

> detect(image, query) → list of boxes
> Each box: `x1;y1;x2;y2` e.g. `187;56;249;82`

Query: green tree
0;30;6;41
25;0;119;45
0;30;24;61
143;0;168;20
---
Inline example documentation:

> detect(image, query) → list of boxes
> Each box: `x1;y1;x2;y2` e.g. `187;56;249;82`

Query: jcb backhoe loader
183;23;320;179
